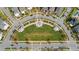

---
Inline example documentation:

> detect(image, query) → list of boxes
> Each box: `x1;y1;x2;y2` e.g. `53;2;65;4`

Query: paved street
20;14;77;50
0;7;78;51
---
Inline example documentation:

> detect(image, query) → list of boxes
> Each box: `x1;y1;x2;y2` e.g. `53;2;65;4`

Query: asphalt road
0;8;78;51
20;14;77;50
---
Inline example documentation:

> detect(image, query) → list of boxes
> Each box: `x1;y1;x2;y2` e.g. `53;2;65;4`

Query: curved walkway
0;8;78;50
20;14;77;50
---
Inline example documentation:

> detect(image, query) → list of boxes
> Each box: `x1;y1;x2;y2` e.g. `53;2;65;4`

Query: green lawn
15;24;66;41
0;10;8;20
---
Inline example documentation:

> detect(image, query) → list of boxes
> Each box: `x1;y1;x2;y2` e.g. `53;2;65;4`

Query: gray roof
49;7;55;12
42;7;48;11
55;7;64;16
0;19;6;30
67;7;72;12
69;18;78;26
12;7;20;14
73;25;79;32
19;7;26;12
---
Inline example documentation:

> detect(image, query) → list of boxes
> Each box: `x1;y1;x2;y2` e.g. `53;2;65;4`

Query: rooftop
73;25;79;32
19;7;26;14
0;31;3;40
69;18;78;27
0;19;9;30
12;7;20;17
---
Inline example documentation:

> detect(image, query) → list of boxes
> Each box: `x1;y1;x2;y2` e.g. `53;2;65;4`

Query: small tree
47;39;51;44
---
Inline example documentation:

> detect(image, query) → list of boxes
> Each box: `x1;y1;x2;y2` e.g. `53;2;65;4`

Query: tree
47;38;51;44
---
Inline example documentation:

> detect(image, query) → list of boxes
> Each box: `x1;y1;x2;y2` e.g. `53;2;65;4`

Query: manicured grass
15;24;66;41
0;11;8;20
